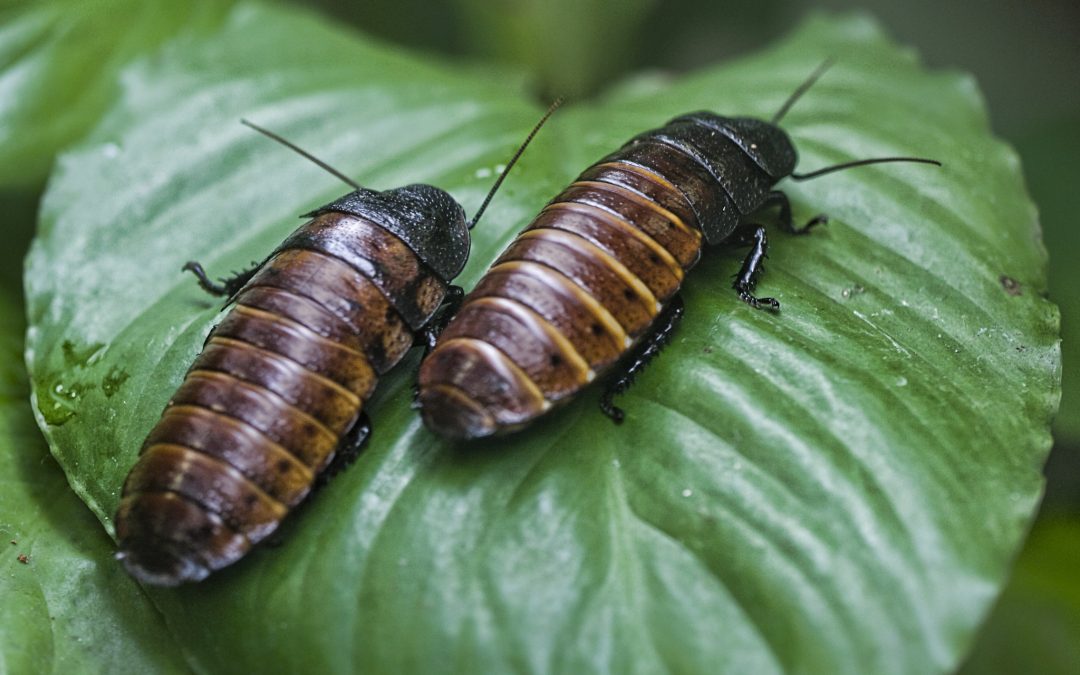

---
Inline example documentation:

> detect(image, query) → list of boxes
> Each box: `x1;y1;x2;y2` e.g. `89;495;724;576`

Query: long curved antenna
791;156;941;180
772;58;834;124
241;119;361;191
469;97;564;230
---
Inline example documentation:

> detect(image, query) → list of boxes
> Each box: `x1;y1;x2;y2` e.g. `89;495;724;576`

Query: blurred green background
301;0;1079;667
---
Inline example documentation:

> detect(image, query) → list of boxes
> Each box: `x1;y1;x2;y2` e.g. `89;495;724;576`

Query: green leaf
0;257;187;673
1012;115;1080;446
958;517;1080;674
0;0;233;189
24;5;1059;674
453;0;658;98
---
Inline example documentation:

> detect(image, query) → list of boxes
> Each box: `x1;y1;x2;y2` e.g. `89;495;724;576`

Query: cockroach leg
182;260;261;298
317;413;372;488
599;294;685;424
411;286;465;409
759;190;826;235
732;225;780;311
417;285;465;355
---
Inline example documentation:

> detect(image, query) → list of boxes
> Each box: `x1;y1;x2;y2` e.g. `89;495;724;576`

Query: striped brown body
117;204;454;585
417;90;941;440
418;110;807;439
418;151;724;437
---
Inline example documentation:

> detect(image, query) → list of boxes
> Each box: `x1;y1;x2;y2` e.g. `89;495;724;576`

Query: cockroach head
307;185;470;282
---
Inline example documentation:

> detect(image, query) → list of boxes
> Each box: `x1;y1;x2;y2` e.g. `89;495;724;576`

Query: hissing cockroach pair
114;109;557;585
116;61;938;585
417;61;939;438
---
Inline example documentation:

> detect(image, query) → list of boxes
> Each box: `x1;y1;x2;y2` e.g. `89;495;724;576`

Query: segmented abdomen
116;211;445;585
419;144;713;439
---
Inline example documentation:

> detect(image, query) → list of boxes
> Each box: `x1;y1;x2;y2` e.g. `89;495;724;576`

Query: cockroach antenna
241;119;361;191
469;97;564;230
772;58;834;124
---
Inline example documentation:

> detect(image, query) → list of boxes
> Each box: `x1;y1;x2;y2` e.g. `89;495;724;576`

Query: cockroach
417;61;940;439
115;104;558;585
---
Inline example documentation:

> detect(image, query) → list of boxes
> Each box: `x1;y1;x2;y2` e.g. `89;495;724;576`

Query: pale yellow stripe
207;336;362;407
570;178;700;242
161;405;315;481
184;370;337;443
233;304;367;361
140;442;289;515
518;227;661;315
437;337;551;411
541;200;684;281
489;260;630;349
470;296;594;384
590;160;680;194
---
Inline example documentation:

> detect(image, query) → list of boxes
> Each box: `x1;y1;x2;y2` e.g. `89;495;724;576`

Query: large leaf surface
0;0;233;188
958;517;1080;674
0;244;186;673
24;5;1059;674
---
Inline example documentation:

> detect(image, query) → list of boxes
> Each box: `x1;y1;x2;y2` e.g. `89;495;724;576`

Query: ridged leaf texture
19;3;1059;673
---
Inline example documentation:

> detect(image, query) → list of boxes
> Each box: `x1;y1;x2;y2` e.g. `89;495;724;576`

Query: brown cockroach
115;106;557;585
418;62;938;439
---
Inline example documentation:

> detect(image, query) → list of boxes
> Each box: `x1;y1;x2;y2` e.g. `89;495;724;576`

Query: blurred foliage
1015;115;1080;459
0;0;234;189
457;0;657;99
958;517;1080;674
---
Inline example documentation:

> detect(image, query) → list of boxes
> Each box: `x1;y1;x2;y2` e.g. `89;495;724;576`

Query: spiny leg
733;225;780;311
260;413;372;546
600;294;686;424
725;221;766;248
760;190;827;235
182;260;261;298
316;412;372;489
